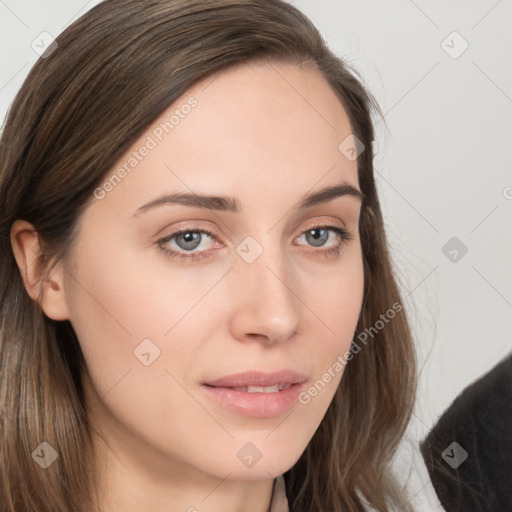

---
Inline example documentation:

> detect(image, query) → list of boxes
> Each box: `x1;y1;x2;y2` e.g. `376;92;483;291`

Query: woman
0;1;417;511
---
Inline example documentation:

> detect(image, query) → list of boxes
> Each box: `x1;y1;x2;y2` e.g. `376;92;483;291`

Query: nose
228;245;300;346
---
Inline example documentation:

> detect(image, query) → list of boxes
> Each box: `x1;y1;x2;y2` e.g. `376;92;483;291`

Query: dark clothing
421;353;512;512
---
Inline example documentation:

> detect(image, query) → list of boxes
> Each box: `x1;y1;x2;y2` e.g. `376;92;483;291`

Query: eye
156;223;353;261
295;224;353;259
157;226;217;261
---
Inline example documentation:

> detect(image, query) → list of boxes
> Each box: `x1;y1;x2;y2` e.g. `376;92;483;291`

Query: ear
10;220;70;321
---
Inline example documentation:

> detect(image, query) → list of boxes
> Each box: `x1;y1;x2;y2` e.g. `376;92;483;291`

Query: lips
203;370;307;389
200;370;307;418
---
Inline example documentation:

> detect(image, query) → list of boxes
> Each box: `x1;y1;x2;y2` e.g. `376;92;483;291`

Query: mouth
215;383;293;393
200;371;307;418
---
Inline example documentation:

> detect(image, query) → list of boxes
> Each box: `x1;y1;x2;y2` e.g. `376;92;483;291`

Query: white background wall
1;1;511;508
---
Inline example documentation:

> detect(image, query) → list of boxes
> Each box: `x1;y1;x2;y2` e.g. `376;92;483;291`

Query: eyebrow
132;182;364;217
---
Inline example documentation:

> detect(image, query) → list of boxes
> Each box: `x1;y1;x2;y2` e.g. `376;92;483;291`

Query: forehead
178;60;356;169
89;60;360;217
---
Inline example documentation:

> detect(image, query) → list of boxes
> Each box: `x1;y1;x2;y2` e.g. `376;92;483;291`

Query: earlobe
10;220;70;321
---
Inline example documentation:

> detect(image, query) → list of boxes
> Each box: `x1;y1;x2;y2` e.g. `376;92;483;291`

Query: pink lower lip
200;383;304;418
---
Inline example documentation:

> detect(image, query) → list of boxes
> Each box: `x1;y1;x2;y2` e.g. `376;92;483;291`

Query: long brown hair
0;1;417;510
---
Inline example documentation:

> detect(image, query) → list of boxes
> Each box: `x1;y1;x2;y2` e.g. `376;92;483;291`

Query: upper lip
203;370;307;388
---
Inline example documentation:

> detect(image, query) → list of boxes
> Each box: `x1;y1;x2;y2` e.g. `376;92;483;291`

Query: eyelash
156;223;353;261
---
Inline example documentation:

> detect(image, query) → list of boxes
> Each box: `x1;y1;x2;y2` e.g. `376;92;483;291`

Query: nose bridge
230;233;300;341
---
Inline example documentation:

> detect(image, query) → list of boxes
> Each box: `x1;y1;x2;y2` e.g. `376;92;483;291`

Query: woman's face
62;60;364;481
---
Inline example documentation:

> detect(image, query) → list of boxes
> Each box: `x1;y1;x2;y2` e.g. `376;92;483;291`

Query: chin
220;461;296;481
225;438;306;480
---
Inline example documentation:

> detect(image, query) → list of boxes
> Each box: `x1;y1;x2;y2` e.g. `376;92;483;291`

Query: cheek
299;252;364;398
64;243;162;391
306;248;364;340
64;245;219;454
64;239;228;400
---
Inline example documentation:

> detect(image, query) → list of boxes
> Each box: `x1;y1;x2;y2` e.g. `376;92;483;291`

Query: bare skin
11;60;364;512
